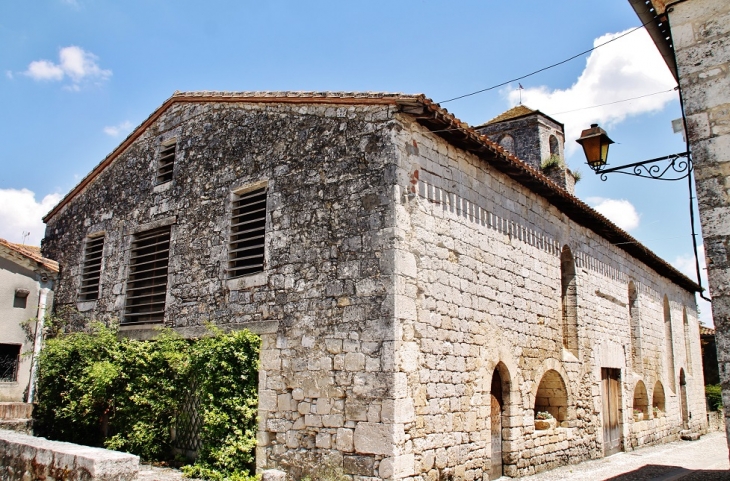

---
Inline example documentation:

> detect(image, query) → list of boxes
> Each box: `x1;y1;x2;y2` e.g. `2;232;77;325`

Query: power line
438;19;655;104
547;88;677;116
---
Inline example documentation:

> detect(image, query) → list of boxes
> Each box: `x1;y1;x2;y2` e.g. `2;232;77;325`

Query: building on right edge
629;0;730;453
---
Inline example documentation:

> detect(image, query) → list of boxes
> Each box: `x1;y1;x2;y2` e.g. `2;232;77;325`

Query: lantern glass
576;124;614;170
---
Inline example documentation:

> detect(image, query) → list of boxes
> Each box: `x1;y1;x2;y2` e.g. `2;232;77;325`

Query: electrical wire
547;88;677;116
438;18;655;105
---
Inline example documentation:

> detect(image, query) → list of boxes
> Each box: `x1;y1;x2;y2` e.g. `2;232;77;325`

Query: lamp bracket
590;152;692;181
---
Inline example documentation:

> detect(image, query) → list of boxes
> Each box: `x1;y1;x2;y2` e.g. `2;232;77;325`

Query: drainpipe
27;287;49;404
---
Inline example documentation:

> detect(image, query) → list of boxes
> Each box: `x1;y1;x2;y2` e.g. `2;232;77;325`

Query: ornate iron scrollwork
591;152;692;181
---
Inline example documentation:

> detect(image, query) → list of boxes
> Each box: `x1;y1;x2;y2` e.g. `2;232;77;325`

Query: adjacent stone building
42;91;706;479
0;238;57;402
629;0;730;453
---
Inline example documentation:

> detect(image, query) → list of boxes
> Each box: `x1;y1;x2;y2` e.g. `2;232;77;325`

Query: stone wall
391;117;706;478
665;0;730;450
0;429;139;481
42;101;404;478
42;98;708;480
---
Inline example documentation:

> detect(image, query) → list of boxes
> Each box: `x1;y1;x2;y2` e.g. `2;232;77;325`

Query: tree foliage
34;323;259;480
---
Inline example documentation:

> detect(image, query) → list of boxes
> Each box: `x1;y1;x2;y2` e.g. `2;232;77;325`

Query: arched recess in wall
652;381;666;415
628;281;641;370
683;307;692;375
499;134;515;155
664;296;676;392
534;369;569;424
632;380;649;416
561;246;579;356
549;135;559;157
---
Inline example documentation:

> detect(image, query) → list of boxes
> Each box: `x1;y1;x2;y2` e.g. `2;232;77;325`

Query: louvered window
78;236;104;301
156;143;176;184
124;226;171;324
229;187;267;278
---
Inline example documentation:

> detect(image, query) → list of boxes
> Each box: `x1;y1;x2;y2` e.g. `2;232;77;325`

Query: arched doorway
680;369;689;429
490;365;510;481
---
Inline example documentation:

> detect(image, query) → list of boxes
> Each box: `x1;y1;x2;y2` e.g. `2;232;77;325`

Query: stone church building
41;91;707;479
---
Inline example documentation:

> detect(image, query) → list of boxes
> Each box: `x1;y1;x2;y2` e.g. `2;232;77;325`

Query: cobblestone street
513;431;729;480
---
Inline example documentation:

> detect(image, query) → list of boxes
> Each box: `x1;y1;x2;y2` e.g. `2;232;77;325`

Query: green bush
706;384;723;411
34;323;259;481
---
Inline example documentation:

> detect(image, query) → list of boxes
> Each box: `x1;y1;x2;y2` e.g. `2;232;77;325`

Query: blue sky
0;1;711;323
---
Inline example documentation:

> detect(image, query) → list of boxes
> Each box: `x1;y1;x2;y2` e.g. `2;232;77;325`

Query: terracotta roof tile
0;238;59;273
41;90;700;293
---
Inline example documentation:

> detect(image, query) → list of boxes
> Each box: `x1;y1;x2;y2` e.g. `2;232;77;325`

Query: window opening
683;307;692;374
79;236;104;301
156;142;176;184
652;381;666;415
549;135;559;157
229;186;267;278
124;226;171;324
499;135;515;155
628;281;641;370
13;288;29;309
534;369;568;425
561;246;579;356
664;296;676;392
0;344;21;382
632;380;649;417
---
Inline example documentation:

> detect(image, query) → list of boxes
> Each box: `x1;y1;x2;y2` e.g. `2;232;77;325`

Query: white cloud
103;120;133;137
586;197;640;231
24;46;111;88
505;28;677;154
5;70;14;79
673;244;713;326
0;189;62;246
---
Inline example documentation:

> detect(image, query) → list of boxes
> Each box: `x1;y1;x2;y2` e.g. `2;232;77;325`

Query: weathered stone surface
41;95;707;480
0;429;139;480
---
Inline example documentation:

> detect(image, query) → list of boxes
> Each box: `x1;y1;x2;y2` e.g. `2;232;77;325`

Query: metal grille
228;187;267;278
156;143;176;184
123;226;171;324
173;381;202;458
0;344;20;382
79;236;104;301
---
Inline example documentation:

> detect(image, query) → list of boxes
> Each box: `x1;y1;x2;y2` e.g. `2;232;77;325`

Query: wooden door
680;369;689;429
601;368;621;456
490;370;503;480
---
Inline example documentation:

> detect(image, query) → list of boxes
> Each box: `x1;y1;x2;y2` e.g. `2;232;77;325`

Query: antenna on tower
518;83;524;105
22;231;30;245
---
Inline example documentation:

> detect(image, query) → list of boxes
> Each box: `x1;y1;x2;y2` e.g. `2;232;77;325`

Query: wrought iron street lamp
576;123;692;181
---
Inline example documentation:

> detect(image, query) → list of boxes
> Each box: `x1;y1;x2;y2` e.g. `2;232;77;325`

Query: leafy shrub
535;411;553;420
34;322;259;480
706;384;723;411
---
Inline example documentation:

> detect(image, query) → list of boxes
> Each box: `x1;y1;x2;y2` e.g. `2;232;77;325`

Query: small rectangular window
124;226;171;324
228;186;267;278
79;236;104;301
156;143;176;184
0;344;21;382
13;289;29;309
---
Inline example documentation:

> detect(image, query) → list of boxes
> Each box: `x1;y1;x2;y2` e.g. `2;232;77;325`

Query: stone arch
652;381;666;414
664;296;676;392
499;134;515;154
534;370;569;424
628;281;641;370
632;380;649;416
683;307;692;375
561;245;579;356
549;135;559;157
484;348;521;417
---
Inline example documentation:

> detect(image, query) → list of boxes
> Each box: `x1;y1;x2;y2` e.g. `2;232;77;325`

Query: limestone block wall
42;101;405;479
390;116;706;479
666;0;730;445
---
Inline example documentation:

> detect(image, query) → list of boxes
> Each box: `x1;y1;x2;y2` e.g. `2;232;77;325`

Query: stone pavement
512;432;729;480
